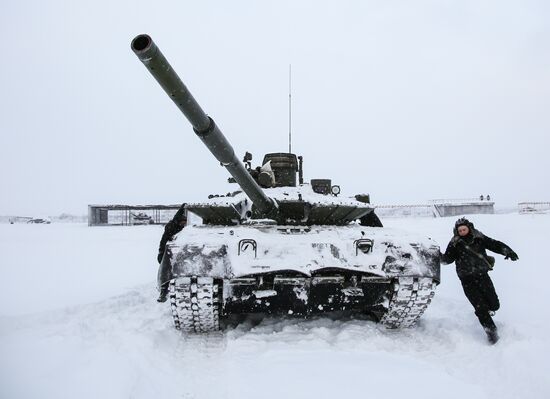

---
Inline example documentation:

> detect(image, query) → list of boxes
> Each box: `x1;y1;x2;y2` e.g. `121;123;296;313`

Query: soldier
156;203;187;302
440;217;518;344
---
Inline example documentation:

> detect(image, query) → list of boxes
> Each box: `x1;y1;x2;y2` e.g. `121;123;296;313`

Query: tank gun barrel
131;34;276;217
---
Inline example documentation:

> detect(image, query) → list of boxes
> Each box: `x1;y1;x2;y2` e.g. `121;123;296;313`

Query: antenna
288;64;292;154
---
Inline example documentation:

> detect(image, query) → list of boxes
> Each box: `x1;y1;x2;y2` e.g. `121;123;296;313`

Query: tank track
169;276;221;333
167;275;435;332
379;276;437;329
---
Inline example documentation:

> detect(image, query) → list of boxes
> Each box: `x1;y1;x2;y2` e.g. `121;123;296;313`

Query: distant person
156;203;187;302
440;217;518;344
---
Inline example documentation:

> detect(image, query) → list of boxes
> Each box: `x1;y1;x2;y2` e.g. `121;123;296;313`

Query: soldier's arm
158;203;188;263
483;235;516;258
158;221;177;263
440;241;457;264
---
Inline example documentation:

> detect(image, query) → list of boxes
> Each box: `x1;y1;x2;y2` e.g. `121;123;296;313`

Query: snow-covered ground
0;214;548;399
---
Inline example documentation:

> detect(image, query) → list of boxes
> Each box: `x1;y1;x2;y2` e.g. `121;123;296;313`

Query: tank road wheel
169;277;221;333
379;277;437;329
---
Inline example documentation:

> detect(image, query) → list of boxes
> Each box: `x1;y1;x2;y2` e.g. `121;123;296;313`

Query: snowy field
1;213;549;399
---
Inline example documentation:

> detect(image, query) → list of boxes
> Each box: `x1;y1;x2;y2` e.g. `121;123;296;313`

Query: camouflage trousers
459;273;500;330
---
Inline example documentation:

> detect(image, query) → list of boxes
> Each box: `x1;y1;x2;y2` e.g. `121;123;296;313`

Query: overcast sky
1;0;549;216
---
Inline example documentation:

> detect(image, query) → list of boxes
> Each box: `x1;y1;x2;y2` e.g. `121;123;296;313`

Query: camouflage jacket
441;228;513;277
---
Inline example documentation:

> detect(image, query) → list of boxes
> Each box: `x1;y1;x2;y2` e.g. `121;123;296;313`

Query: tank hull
159;224;440;331
161;224;440;282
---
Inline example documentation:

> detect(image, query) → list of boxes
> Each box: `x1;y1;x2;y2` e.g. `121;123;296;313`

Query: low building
88;204;183;226
376;195;495;218
431;196;494;217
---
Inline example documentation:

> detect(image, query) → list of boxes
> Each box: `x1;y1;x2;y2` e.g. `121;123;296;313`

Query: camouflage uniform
441;218;518;343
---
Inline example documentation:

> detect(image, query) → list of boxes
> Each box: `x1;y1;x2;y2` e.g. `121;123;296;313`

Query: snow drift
0;213;548;399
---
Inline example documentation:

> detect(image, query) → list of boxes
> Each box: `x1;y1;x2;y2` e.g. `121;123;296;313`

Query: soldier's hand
505;251;519;261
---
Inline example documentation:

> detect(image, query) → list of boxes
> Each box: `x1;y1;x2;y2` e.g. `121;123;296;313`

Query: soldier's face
457;225;470;236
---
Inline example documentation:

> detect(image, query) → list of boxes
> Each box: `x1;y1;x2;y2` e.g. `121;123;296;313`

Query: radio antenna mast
288;64;292;154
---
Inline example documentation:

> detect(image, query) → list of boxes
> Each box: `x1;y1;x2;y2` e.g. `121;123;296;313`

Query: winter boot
157;282;169;303
485;327;499;345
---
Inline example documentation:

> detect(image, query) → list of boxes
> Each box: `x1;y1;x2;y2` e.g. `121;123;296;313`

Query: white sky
1;0;549;215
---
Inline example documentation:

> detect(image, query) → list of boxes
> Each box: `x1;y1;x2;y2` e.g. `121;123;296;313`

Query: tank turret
131;34;277;218
131;34;370;225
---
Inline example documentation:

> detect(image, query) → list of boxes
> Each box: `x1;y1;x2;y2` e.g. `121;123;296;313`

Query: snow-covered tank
131;34;440;333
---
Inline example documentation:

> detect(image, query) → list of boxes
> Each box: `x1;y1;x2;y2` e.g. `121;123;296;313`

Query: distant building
430;196;495;217
88;204;183;226
376;195;495;218
518;202;550;214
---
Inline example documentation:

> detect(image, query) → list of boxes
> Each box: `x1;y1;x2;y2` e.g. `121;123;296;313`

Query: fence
374;204;438;218
518;202;550;214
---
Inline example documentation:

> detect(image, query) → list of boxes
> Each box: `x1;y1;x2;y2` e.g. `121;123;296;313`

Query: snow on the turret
188;184;371;208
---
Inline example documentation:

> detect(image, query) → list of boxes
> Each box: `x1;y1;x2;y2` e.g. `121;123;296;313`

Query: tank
130;212;154;225
131;34;440;333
